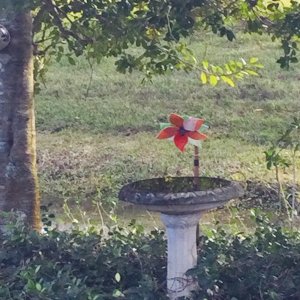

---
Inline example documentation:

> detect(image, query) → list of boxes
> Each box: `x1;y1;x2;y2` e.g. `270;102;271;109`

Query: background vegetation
35;32;300;228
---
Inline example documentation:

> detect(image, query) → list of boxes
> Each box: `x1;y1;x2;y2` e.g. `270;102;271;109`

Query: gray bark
0;8;40;230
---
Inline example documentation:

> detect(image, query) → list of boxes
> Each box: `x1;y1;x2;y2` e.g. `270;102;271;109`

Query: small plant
264;117;300;219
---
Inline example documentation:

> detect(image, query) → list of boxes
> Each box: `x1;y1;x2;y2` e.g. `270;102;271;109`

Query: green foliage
200;57;263;87
27;0;300;88
264;118;299;215
190;210;300;299
265;119;299;170
265;147;291;170
4;0;300;87
2;211;300;299
0;213;167;300
264;117;300;173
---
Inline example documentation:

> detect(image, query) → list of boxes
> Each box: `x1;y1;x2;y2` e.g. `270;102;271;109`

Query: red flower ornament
157;113;207;152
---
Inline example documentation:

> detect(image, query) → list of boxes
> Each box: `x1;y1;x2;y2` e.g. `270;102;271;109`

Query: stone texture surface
119;177;244;214
161;212;201;299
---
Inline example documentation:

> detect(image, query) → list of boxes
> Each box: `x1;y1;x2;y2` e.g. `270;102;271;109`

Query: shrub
0;215;167;300
1;211;300;299
190;211;300;300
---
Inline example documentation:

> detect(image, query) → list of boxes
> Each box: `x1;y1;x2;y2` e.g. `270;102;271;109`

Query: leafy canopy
4;0;300;87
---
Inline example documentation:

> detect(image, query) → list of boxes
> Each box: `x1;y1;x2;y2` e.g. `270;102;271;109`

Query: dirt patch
236;180;299;211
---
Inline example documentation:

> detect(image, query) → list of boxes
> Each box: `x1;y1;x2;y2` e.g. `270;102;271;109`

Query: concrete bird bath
119;176;244;299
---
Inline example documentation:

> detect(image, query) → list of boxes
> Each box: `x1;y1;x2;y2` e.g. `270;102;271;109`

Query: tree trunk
0;9;40;230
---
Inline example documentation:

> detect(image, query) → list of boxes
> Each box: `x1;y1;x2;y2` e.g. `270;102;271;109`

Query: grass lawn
36;32;300;228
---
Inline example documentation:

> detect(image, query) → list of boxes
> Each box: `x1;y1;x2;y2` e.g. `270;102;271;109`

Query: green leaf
35;265;41;274
202;60;209;70
245;69;259;76
250;57;259;64
35;283;42;291
225;64;232;74
254;63;264;69
200;72;207;84
209;75;218;86
221;76;235;87
226;30;235;41
115;272;121;283
113;289;124;297
27;279;35;290
68;56;76;65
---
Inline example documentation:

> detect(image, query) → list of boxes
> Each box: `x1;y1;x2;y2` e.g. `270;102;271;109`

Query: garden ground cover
36;32;300;228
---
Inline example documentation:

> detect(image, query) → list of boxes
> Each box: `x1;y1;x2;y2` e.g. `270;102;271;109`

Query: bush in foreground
192;212;300;300
1;212;300;299
0;215;167;300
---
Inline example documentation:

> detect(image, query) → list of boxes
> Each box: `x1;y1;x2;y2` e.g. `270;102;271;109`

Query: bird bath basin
119;176;244;299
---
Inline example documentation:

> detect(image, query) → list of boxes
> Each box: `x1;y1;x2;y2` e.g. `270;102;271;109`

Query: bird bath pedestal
119;177;243;299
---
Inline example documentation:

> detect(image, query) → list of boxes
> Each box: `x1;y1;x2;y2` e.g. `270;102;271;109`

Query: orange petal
187;131;207;140
174;133;188;152
169;113;184;128
157;127;178;139
194;119;205;131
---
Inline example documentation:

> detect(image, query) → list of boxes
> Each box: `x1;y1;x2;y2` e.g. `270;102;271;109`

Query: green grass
36;32;300;227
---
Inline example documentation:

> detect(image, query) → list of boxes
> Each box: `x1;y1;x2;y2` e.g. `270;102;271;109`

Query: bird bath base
119;177;244;299
161;212;201;299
